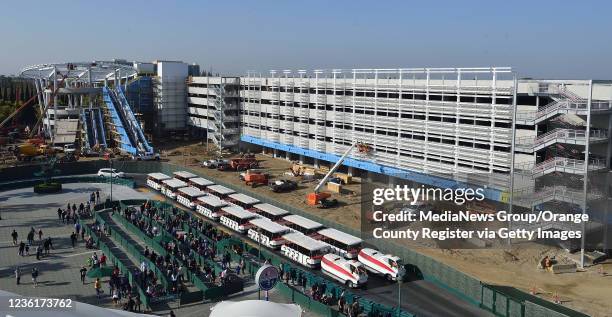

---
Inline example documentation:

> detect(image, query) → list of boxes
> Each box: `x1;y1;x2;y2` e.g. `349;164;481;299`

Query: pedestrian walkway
0;183;152;308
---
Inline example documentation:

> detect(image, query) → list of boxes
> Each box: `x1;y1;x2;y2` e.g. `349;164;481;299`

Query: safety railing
515;157;607;177
515;129;608;151
102;87;137;155
95;108;108;148
99;212;172;292
117;87;153;154
80;110;93;152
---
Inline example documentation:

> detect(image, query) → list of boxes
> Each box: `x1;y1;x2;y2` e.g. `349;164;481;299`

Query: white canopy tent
210;300;302;317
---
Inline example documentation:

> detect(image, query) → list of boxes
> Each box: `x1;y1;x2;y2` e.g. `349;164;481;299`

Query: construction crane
0;94;39;131
307;142;370;206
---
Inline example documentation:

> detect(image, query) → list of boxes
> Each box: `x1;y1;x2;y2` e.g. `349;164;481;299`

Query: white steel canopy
19;61;138;83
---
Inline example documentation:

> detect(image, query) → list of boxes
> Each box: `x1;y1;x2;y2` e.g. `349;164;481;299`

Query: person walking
80;266;87;284
36;245;42;260
31;267;39;288
38;229;43;241
134;295;141;312
18;241;25;256
15;267;21;285
27;229;34;245
96;190;100;204
94;278;102;299
11;229;18;245
70;232;77;248
47;237;53;252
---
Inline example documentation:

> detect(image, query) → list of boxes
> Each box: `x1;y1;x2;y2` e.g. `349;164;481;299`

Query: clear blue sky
0;0;610;79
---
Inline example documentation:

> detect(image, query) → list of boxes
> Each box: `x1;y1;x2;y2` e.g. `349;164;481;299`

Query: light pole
257;227;262;300
109;158;113;205
397;269;405;317
397;279;402;317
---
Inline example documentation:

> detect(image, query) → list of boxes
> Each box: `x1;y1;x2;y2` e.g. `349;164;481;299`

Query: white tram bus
176;187;207;209
219;206;259;234
195;195;228;221
251;203;291;221
188;177;215;191
280;232;330;268
160;178;188;200
146;173;171;191
247;218;291;249
207;184;236;199
317;228;363;259
281;215;325;237
358;248;405;281
173;171;198;182
227;193;260;210
321;254;368;288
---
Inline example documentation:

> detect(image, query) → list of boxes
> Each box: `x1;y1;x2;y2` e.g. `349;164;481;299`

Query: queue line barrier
94;212;172;292
79;219;151;311
110;205;235;301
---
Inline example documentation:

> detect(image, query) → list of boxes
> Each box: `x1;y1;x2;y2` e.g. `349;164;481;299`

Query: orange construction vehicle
244;173;268;187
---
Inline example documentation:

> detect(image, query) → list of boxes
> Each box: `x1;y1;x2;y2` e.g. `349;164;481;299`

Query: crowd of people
57;191;98;224
88;222;155;313
276;262;364;316
12;227;56;261
117;202;239;288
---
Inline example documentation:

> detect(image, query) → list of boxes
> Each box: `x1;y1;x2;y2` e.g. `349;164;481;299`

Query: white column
580;80;594;269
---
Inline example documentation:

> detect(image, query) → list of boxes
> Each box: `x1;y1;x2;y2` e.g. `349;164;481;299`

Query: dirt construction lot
152;141;612;316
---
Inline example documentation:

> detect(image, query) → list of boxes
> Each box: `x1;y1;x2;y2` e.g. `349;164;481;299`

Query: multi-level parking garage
241;68;515;184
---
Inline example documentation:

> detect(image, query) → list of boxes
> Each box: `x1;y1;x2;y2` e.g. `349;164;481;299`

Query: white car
202;159;229;168
97;168;125;178
64;144;76;154
134;152;160;161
